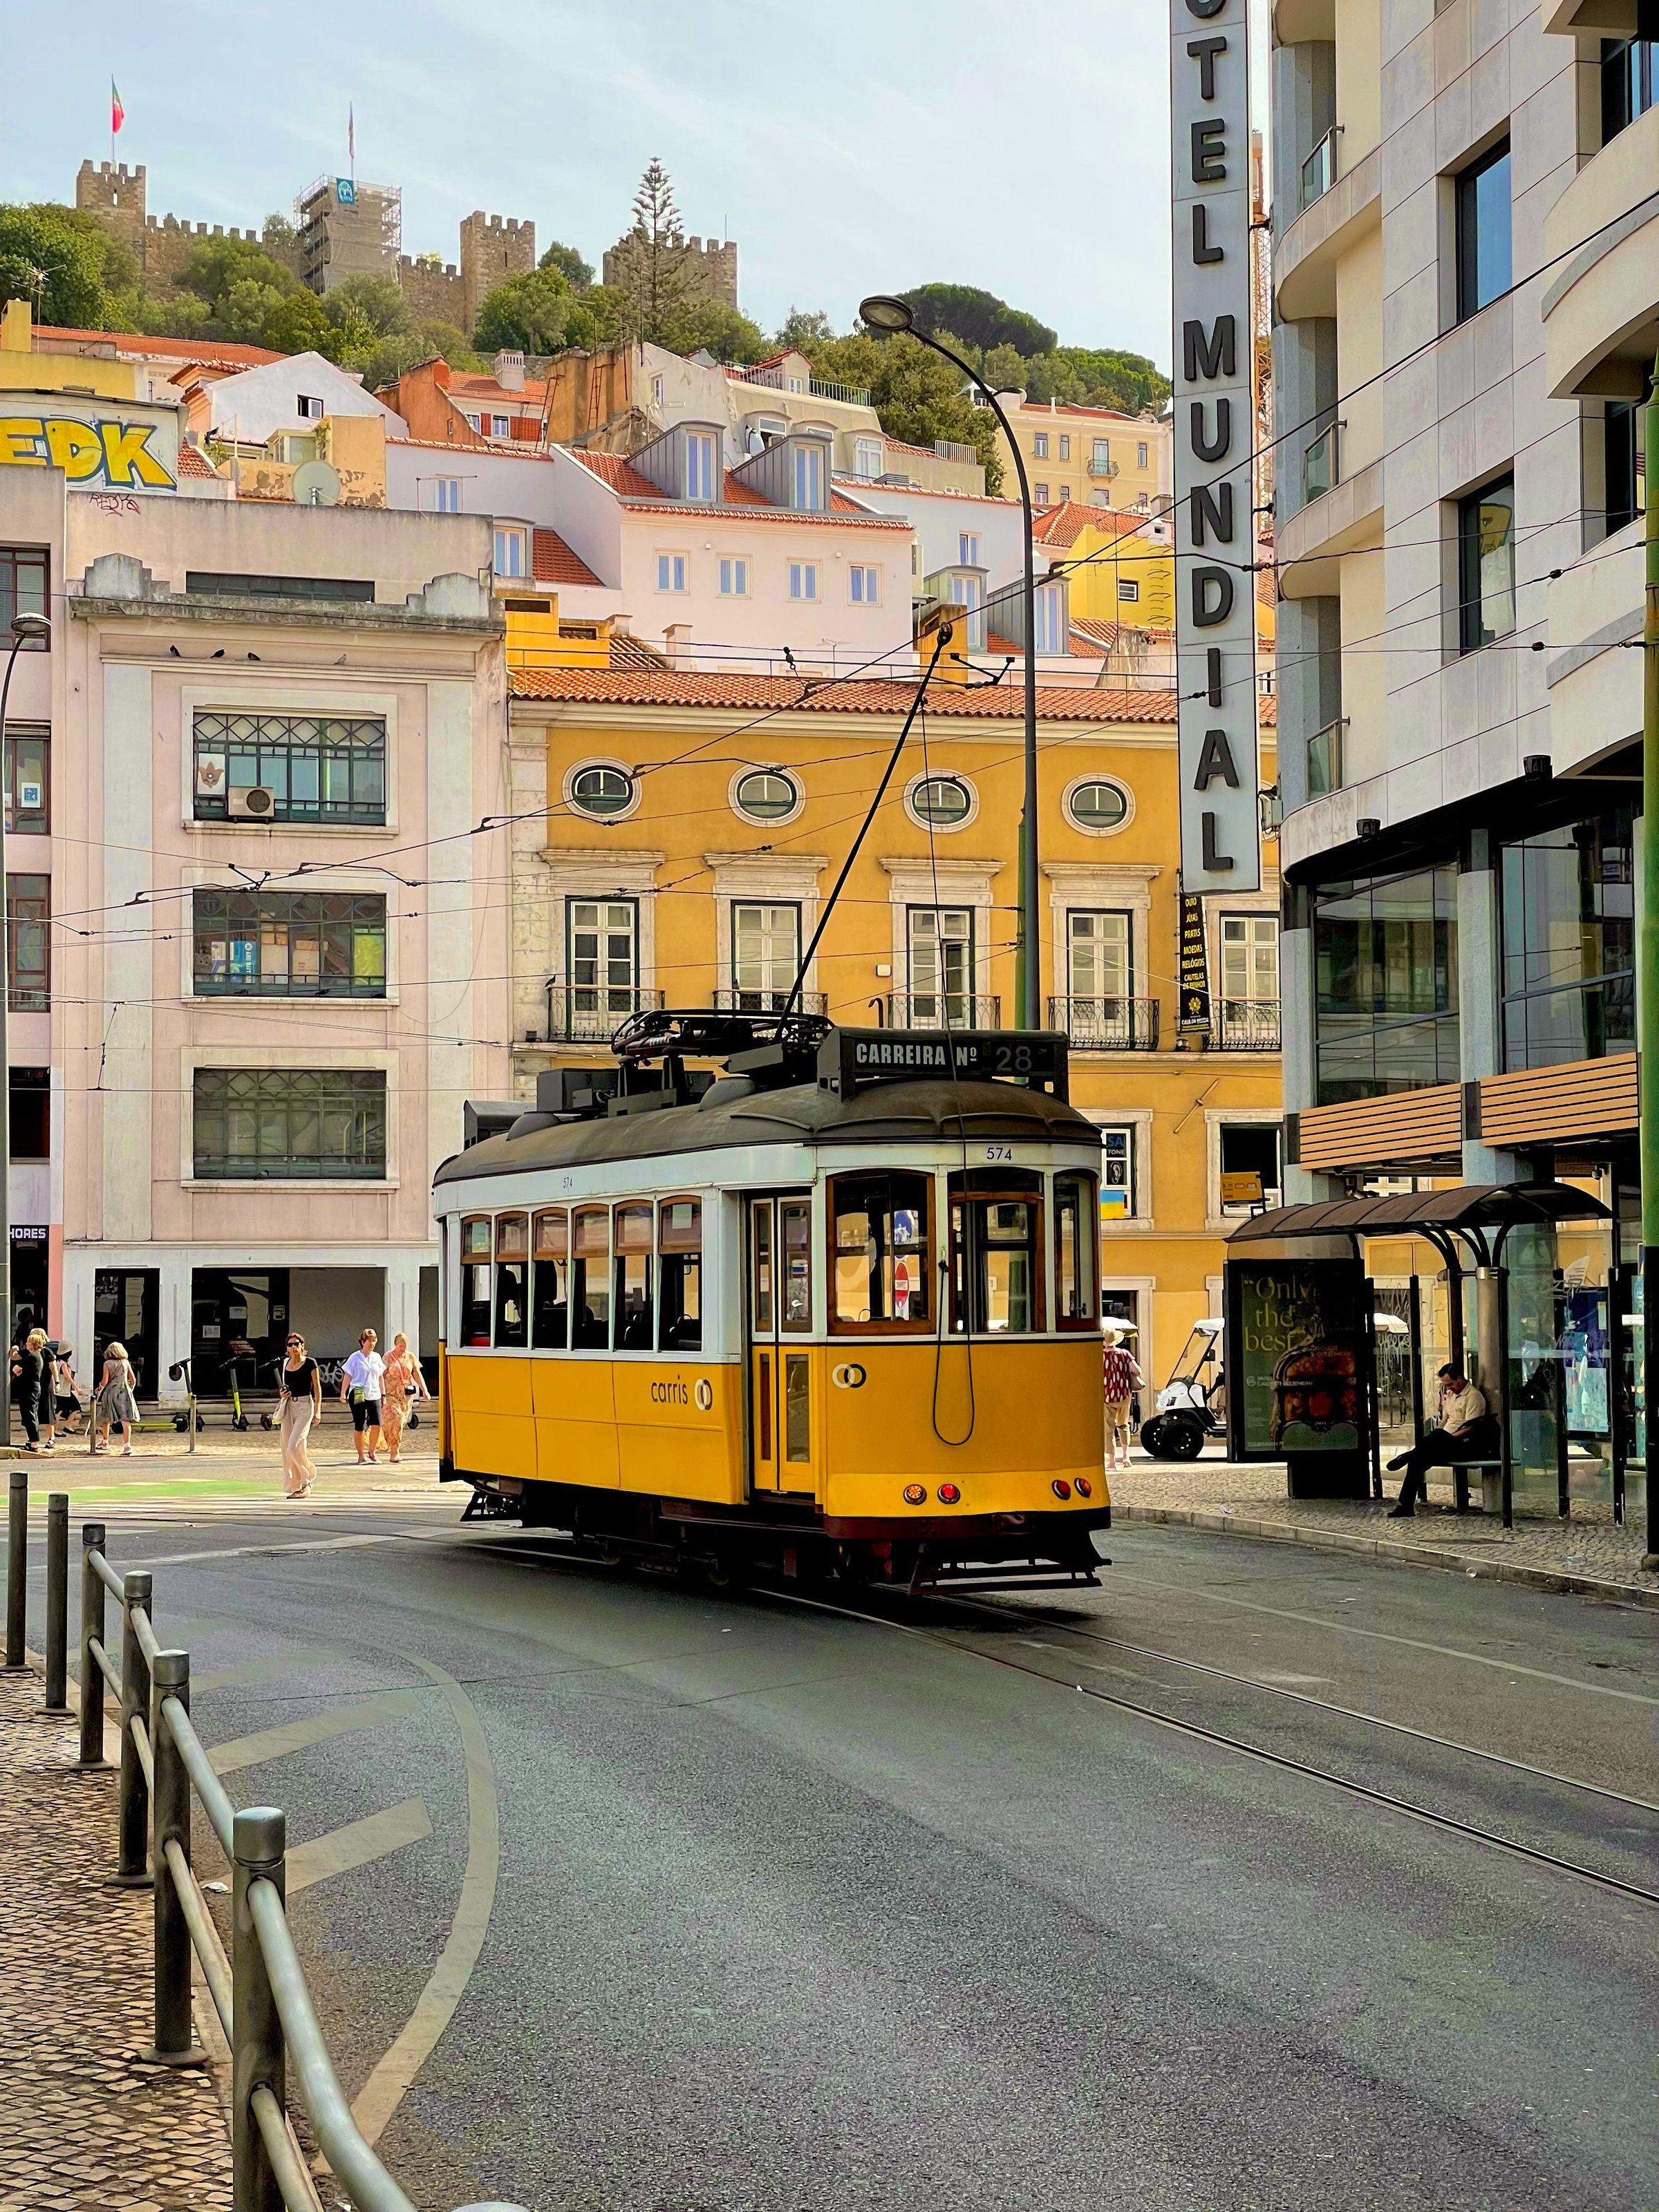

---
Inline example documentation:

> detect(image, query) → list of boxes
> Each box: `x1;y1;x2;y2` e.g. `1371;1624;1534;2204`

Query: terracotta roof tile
1033;498;1165;550
508;666;1203;722
34;324;285;369
532;528;603;587
570;448;909;527
174;442;217;478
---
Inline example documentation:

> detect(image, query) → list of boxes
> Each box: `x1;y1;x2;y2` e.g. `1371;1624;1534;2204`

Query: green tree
608;157;693;346
655;297;769;364
180;234;302;319
898;283;1057;357
321;274;410;339
218;277;290;343
978;342;1030;397
474;265;581;354
0;203;117;326
360;320;485;392
258;288;332;355
774;307;835;353
1026;345;1170;414
807;329;1002;491
540;240;594;289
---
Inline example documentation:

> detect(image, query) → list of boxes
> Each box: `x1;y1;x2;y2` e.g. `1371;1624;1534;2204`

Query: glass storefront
1499;812;1634;1070
1313;864;1460;1103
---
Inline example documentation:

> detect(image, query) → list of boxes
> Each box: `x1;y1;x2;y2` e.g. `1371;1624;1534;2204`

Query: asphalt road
41;1508;1659;2212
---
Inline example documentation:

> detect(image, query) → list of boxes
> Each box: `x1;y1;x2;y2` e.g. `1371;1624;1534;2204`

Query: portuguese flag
111;78;125;136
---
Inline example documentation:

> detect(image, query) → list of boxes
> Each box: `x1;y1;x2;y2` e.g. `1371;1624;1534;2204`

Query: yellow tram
433;1012;1109;1592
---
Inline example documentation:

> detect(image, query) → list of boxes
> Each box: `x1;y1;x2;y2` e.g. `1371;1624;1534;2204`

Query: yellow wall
509;690;1282;1391
0;298;142;399
995;402;1168;514
1060;516;1276;653
502;592;612;671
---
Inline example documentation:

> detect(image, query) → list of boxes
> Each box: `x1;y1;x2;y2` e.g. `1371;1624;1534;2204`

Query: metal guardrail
6;1468;525;2212
1048;995;1163;1051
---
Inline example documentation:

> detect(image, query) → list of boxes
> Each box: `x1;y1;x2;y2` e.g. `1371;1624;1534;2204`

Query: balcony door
731;902;800;1013
1220;913;1278;1004
908;906;975;1028
566;898;637;1035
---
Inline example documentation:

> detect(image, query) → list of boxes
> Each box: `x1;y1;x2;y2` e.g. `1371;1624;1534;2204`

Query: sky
1;0;1178;369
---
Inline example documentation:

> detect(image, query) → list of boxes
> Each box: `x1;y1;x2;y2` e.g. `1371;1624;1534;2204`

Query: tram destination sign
1170;0;1261;892
820;1029;1069;1098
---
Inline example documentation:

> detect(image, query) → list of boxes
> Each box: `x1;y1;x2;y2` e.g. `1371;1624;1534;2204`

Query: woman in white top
339;1328;386;1465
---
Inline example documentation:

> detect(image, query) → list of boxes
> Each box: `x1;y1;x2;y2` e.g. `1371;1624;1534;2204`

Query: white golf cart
1138;1319;1226;1461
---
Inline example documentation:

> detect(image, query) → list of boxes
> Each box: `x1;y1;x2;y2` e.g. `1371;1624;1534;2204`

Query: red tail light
903;1483;927;1506
937;1483;961;1504
1051;1479;1072;1499
1074;1477;1093;1499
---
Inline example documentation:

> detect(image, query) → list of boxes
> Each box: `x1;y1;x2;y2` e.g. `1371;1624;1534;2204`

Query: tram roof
435;1075;1100;1189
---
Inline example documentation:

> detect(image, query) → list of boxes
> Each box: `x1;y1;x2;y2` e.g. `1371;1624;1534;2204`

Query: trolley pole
1641;352;1659;1567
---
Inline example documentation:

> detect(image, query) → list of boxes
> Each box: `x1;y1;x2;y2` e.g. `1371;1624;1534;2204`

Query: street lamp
0;609;50;1447
859;295;1043;1032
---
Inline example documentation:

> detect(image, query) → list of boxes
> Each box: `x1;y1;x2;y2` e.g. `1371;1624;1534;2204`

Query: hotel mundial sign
1170;0;1261;893
0;394;179;491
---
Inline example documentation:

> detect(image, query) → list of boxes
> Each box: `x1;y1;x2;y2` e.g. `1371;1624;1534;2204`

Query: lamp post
0;609;51;1450
859;296;1042;1033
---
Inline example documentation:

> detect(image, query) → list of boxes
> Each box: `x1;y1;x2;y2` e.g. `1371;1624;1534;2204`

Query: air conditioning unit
227;786;276;820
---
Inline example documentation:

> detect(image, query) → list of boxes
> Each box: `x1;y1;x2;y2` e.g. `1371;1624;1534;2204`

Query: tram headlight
937;1483;961;1505
1051;1479;1072;1500
1074;1477;1093;1499
903;1483;928;1506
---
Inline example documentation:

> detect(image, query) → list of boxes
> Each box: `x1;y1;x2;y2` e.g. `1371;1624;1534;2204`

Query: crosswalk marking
286;1799;432;1895
207;1688;425;1776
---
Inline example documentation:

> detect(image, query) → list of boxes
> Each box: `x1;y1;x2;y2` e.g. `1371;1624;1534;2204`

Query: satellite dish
291;459;342;507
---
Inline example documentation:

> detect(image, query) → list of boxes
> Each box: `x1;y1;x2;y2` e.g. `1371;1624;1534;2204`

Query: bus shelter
1224;1181;1614;1526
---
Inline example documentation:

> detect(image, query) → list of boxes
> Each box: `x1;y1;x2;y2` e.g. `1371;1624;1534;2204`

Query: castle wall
397;257;467;329
458;212;535;333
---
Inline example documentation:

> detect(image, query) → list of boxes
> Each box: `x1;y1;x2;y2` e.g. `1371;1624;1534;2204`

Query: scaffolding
293;175;402;294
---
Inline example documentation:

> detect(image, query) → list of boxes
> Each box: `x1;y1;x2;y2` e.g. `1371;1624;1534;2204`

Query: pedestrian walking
1101;1325;1143;1473
379;1333;429;1463
51;1344;84;1434
1385;1364;1497;1517
10;1327;50;1452
340;1328;386;1465
278;1331;322;1498
94;1341;139;1456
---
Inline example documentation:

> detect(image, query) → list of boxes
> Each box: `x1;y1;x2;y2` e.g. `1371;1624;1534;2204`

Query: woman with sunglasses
279;1331;322;1498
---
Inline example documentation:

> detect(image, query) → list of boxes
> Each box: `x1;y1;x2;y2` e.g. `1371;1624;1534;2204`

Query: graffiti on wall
0;415;176;489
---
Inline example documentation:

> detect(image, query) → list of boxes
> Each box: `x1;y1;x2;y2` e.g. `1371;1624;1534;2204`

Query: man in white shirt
339;1329;386;1466
1385;1364;1496;1517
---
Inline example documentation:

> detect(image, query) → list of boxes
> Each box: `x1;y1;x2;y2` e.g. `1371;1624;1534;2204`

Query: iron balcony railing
1308;716;1347;798
1087;458;1119;478
1211;997;1282;1051
933;438;975;464
1049;995;1162;1051
713;987;828;1015
546;982;664;1041
1301;124;1342;208
1;1468;528;2212
885;991;1001;1031
1303;419;1342;502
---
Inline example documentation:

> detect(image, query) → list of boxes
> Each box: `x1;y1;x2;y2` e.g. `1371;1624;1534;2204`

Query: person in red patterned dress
1101;1326;1143;1472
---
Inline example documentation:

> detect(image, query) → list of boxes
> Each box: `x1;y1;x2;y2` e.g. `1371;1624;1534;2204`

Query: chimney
663;621;694;670
495;350;526;392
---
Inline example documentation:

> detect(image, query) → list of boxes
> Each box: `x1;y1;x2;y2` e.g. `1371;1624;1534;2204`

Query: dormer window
791;442;825;509
854;437;883;479
685;431;717;502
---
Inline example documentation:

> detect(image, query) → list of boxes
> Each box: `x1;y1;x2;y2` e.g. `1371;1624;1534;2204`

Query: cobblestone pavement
1109;1450;1656;1597
0;1666;231;2212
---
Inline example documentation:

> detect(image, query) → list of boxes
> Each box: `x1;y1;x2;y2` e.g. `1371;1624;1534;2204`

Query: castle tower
459;212;535;335
75;160;148;265
294;176;402;295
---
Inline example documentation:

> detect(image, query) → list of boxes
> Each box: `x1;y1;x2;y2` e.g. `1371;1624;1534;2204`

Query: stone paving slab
1109;1452;1659;1606
0;1665;231;2212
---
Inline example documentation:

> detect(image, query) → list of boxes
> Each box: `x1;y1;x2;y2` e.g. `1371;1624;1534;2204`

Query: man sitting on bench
1385;1365;1498;1518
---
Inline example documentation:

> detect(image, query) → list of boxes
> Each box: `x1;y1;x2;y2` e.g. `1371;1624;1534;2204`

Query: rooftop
34;324;285;371
570;449;910;527
506;665;1253;723
532;528;603;588
1032;499;1166;549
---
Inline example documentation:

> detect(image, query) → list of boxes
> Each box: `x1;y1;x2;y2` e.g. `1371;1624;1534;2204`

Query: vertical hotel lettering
1169;0;1260;893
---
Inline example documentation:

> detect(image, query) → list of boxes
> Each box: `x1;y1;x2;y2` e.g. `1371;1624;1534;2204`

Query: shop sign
1177;888;1211;1030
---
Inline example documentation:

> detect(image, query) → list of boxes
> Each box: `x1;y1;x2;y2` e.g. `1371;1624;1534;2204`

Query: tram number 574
983;1144;1015;1164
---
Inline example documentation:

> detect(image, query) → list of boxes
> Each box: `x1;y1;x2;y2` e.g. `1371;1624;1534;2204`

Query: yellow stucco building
502;665;1281;1391
1035;498;1278;658
990;397;1170;516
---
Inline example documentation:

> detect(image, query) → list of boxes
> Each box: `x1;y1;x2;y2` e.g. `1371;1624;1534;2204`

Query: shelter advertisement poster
1224;1258;1366;1461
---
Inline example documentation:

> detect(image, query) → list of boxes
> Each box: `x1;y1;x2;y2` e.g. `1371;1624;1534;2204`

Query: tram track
755;1582;1659;1911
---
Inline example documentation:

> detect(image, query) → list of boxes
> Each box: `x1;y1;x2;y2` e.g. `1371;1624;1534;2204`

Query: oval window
570;765;635;818
910;776;972;826
1067;779;1129;831
734;769;799;821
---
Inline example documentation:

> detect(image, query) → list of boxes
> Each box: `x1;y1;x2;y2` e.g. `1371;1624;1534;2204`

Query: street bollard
147;1651;204;2068
42;1492;68;1714
114;1569;153;1887
232;1806;286;2212
77;1524;106;1767
5;1467;26;1668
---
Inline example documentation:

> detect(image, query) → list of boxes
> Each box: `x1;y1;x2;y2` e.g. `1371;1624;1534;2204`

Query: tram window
950;1170;1043;1335
1053;1172;1100;1330
532;1209;569;1349
571;1207;610;1349
752;1206;775;1333
460;1217;493;1346
613;1203;655;1351
785;1353;811;1462
780;1199;812;1331
494;1214;529;1347
658;1199;702;1352
830;1172;931;1329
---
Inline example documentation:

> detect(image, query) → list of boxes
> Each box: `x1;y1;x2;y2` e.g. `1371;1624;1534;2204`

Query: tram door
745;1193;815;1497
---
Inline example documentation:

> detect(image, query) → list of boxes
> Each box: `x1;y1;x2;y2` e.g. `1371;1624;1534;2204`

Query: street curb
1118;1503;1659;1610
